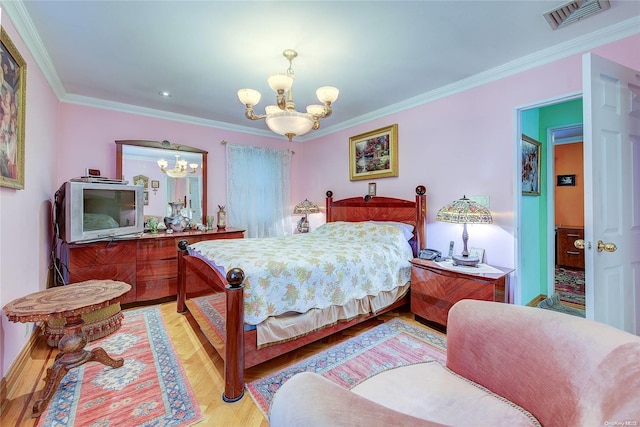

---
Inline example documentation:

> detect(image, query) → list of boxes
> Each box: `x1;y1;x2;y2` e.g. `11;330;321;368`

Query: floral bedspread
189;221;413;325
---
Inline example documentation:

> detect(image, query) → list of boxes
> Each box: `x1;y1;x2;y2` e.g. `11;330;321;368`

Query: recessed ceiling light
159;90;172;97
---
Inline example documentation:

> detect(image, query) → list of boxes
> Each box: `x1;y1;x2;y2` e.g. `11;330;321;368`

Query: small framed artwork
557;174;576;186
0;28;27;190
151;180;160;189
521;135;541;196
368;182;376;196
349;124;398;181
133;174;149;188
469;247;485;263
144;191;149;205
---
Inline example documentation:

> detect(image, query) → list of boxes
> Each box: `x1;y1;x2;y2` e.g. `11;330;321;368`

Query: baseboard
0;323;43;414
527;294;547;307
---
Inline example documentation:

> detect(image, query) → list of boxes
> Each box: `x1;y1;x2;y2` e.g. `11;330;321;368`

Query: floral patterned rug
36;306;202;427
246;318;447;417
555;267;585;307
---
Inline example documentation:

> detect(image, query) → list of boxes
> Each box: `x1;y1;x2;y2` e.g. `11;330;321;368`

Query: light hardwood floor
2;301;434;426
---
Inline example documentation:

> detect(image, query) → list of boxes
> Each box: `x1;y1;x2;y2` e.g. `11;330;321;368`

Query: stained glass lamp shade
436;196;493;267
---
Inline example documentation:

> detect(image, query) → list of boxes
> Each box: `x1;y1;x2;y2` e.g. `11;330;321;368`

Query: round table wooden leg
32;360;70;417
33;313;124;417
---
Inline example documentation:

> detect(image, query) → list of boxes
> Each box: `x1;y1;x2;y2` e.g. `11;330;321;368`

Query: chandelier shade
237;89;261;106
316;86;340;103
237;49;338;141
266;111;315;139
267;73;293;92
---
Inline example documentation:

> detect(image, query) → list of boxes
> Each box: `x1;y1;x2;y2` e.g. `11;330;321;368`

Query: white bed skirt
256;282;410;348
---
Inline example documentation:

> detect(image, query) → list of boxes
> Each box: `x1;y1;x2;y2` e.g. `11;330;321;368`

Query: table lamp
293;199;320;233
436;196;492;267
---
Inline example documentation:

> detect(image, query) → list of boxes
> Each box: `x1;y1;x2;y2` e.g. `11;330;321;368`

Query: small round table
2;279;131;417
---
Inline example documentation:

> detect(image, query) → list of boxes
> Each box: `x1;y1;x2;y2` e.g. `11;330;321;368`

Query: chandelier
157;154;198;178
237;49;339;142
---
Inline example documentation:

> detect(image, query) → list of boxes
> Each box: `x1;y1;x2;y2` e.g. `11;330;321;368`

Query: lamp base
452;254;480;267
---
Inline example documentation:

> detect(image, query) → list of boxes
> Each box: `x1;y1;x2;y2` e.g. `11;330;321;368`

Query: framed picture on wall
557;174;576;186
349;124;398;181
0;28;27;190
521;135;541;196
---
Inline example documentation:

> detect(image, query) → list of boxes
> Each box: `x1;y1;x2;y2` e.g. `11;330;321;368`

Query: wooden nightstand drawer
410;259;512;329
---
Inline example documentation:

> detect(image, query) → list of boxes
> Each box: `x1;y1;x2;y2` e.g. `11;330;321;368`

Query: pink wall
0;16;59;376
56;105;306;216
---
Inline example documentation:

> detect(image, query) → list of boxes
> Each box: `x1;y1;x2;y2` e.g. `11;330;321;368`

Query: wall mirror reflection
115;140;208;227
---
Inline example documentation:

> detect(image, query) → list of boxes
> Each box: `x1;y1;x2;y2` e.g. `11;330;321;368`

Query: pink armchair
270;300;640;426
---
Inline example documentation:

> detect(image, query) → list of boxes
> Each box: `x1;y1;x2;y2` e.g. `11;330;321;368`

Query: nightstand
410;258;513;330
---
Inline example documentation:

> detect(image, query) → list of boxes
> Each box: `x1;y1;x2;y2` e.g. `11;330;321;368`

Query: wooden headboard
326;185;427;257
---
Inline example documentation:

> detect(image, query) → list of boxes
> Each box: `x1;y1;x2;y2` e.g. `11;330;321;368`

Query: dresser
410;258;513;329
61;228;244;304
556;226;585;269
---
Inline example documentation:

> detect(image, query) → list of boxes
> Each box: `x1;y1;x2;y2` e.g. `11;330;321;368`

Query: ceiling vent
543;0;611;30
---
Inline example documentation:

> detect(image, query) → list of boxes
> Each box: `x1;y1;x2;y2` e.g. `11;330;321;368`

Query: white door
583;53;640;334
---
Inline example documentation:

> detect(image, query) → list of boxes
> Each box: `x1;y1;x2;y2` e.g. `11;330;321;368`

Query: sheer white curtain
226;143;291;238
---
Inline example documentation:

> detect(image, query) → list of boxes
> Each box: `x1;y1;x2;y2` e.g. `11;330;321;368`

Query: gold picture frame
522;134;541;196
0;28;27;190
133;174;149;188
349;124;398;181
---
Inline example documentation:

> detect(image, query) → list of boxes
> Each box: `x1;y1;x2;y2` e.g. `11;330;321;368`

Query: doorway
518;96;584;313
517;54;639;334
549;124;585;315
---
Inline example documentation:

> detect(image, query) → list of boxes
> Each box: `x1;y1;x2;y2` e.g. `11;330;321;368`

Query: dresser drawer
556;227;584;269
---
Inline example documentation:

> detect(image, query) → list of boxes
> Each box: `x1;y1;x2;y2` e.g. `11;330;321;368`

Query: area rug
246;317;447;417
36;306;202;427
537;293;585;318
555;266;585;306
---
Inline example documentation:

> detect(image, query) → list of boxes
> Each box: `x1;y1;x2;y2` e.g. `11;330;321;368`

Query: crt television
56;181;144;243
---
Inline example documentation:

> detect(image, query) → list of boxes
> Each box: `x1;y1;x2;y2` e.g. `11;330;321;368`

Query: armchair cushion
351;362;540;426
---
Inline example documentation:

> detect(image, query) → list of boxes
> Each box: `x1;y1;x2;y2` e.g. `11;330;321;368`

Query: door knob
574;239;586;249
597;240;617;253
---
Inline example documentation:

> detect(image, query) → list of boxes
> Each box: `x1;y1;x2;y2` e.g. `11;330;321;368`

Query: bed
176;186;427;401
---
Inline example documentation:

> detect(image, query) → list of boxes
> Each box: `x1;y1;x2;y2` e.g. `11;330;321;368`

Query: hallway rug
538;293;585;318
36;306;202;427
246;318;447;417
555;267;585;306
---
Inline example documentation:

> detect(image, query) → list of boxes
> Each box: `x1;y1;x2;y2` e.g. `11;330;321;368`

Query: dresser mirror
115;140;207;226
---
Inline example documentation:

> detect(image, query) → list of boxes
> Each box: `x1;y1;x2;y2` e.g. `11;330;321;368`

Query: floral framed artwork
349;124;398;181
133;174;149;188
521;135;541;196
0;28;27;190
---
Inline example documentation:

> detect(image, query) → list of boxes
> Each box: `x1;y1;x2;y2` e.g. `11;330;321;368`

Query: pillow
369;221;414;240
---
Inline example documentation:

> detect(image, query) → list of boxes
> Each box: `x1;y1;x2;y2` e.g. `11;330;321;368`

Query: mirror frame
115;140;208;224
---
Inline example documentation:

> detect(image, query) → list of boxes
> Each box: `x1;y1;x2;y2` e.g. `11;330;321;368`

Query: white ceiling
4;1;640;140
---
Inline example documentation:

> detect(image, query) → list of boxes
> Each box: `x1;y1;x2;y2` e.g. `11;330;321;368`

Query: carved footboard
177;241;246;401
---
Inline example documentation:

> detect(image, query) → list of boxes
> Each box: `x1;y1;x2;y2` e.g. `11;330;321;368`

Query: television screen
82;188;137;231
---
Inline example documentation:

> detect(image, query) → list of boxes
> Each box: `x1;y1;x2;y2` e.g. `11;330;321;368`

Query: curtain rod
221;140;294;154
